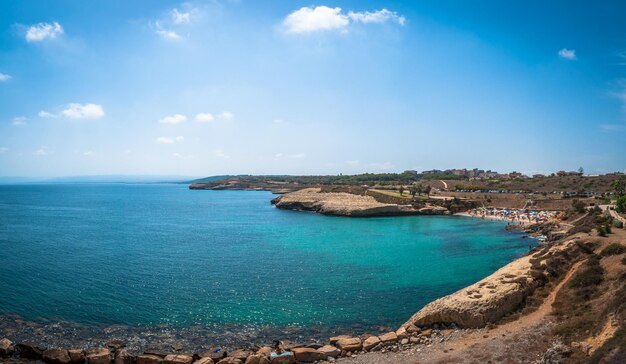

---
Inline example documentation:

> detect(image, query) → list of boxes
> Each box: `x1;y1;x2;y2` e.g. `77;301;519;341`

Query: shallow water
0;184;533;348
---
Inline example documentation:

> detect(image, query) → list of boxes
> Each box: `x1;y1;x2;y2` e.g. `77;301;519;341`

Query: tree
410;185;417;198
617;195;626;214
613;177;626;196
424;185;432;197
578;167;584;175
399;185;404;196
417;184;423;196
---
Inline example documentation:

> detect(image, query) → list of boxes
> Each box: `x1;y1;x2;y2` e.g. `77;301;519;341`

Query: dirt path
439;180;448;190
341;261;583;364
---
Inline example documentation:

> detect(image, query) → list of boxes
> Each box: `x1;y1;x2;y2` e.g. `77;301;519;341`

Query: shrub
617;196;626;214
572;199;586;213
569;256;604;289
601;243;626;256
598;227;607;237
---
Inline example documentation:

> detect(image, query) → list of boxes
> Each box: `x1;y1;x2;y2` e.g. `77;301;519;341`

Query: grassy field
369;189;428;200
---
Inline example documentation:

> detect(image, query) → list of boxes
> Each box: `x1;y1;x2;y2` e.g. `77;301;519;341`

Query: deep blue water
0;184;531;334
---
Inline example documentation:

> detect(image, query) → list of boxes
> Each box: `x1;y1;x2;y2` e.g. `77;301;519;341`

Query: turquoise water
0;184;531;334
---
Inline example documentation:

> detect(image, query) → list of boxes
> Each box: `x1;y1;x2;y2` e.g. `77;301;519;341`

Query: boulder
255;347;272;358
43;348;71;364
291;347;324;362
229;349;250;361
17;342;45;360
421;329;433;337
216;358;243;364
379;332;398;343
0;338;15;356
164;354;194;364
144;350;170;358
362;336;380;351
243;354;269;364
137;355;164;364
329;335;350;345
115;348;135;364
316;345;340;359
68;349;86;363
335;338;361;351
193;358;214;364
406;325;420;334
86;348;112;364
269;352;294;364
400;339;409;345
395;327;408;339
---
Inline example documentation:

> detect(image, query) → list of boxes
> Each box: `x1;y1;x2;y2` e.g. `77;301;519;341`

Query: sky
1;0;625;178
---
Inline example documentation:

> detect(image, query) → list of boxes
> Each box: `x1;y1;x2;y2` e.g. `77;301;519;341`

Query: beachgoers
468;207;558;224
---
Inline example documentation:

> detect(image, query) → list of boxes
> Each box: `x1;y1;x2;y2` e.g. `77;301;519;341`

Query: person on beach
271;340;292;358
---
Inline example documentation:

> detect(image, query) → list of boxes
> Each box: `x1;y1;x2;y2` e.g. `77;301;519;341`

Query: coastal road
440;180;448;190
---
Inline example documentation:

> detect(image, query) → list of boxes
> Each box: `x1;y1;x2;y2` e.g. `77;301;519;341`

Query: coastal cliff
271;188;449;217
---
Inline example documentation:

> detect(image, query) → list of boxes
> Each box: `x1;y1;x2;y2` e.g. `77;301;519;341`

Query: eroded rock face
193;357;214;364
68;349;85;363
43;348;71;364
137;354;163;364
402;239;577;328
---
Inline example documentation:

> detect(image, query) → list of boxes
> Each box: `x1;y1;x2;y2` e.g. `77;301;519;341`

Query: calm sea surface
0;184;532;343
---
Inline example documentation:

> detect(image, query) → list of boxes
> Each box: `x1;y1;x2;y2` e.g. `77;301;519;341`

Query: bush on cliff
568;256;604;290
600;243;626;257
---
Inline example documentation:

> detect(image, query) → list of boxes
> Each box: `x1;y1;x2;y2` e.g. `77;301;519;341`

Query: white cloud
283;6;405;34
156;136;184;144
348;9;405;25
156;29;182;41
156;137;175;144
195;113;215;123
214;149;229;158
83;150;94;156
12;116;27;126
159;114;187;124
38;110;56;118
0;73;11;81
172;9;191;24
558;48;576;60
61;103;105;119
26;22;64;42
217;111;234;120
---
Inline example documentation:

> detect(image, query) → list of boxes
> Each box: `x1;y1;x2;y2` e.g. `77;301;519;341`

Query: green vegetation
571;199;586;213
600;243;626;257
613;176;626;196
616;195;626;213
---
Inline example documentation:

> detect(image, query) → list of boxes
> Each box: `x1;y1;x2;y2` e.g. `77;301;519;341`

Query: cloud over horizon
61;103;105;119
283;6;405;34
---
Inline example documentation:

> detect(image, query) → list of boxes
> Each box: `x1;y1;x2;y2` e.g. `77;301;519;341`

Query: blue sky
1;0;625;177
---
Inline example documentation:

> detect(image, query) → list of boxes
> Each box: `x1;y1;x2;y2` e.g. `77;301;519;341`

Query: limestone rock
316;345;340;359
291;347;324;362
68;349;85;363
193;358;214;364
0;338;15;357
395;327;408;339
137;355;164;364
43;348;71;364
115;348;135;364
335;338;362;351
86;348;112;364
329;336;350;345
229;349;250;362
255;347;272;358
164;354;194;364
243;354;268;364
17;342;45;360
362;336;380;351
200;349;227;362
379;332;398;343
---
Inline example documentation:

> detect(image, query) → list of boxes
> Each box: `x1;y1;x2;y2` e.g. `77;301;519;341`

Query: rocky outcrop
272;188;447;217
402;237;580;329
